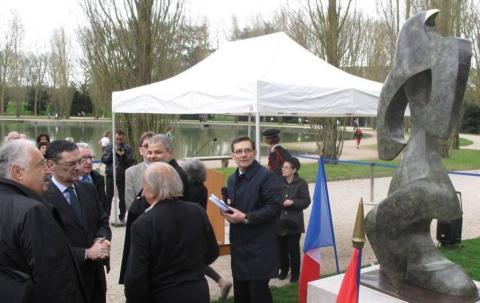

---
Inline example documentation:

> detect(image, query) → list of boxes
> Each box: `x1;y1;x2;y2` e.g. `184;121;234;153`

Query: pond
0;120;318;159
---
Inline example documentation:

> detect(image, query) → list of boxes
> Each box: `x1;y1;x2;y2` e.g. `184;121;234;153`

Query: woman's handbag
279;209;302;230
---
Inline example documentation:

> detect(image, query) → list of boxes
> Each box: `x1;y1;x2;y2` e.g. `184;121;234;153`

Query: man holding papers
221;136;283;303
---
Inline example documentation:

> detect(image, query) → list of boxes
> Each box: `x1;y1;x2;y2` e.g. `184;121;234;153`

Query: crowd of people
0;127;311;303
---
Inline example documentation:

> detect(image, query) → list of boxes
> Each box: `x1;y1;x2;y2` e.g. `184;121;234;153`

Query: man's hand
116;147;125;156
86;237;110;260
283;199;294;207
221;206;247;224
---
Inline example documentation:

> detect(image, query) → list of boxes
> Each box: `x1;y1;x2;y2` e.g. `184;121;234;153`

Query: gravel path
105;131;480;302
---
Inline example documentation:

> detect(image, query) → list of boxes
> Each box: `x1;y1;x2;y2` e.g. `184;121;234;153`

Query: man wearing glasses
124;131;155;211
222;136;283;303
77;142;107;213
44;140;112;303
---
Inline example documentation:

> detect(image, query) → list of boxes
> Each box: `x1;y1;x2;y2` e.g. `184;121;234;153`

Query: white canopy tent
109;32;383;223
112;32;383;157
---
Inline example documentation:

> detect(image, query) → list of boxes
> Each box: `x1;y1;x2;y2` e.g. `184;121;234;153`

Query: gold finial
352;198;365;249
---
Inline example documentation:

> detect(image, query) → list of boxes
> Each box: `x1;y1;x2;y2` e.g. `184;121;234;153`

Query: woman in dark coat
278;157;311;282
124;162;219;303
181;159;233;300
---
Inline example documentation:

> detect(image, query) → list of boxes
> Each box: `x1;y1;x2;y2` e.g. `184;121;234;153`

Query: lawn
215;149;480;183
212;237;480;303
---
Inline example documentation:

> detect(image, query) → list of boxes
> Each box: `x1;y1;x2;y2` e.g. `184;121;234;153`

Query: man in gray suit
124;131;155;210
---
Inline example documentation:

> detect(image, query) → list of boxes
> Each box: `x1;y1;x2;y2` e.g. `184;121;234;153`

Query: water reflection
0;120;315;159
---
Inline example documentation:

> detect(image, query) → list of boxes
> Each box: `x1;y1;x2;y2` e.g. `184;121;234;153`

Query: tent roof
112;32;383;117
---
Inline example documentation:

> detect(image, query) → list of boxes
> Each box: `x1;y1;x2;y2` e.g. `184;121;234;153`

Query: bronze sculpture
365;9;478;299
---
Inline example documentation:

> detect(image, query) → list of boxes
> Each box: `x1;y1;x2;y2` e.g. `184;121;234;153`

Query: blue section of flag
303;158;335;252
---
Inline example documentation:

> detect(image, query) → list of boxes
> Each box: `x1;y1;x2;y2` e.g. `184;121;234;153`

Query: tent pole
112;112;119;225
255;111;260;162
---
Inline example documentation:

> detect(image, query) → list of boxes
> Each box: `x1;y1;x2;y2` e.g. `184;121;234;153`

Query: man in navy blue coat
222;136;283;303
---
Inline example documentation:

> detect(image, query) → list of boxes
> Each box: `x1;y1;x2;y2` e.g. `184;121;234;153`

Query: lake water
0;120;316;159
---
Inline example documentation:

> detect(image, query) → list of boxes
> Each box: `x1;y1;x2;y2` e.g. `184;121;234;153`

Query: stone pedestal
307;265;480;303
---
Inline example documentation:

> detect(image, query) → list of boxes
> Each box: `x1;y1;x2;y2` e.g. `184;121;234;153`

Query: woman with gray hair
181;159;233;300
124;162;219;303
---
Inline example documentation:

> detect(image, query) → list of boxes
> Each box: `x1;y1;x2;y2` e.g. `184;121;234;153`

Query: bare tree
25;52;48;115
0;11;24;115
461;1;480;109
78;0;210;158
291;0;358;159
49;28;74;118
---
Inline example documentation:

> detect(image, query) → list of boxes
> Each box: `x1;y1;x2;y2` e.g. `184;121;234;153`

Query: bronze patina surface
365;9;478;299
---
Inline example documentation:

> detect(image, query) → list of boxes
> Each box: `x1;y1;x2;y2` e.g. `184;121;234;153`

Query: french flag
336;248;362;303
298;157;338;303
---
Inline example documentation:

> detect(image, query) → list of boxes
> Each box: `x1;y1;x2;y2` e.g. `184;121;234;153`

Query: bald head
142;162;183;204
5;131;21;142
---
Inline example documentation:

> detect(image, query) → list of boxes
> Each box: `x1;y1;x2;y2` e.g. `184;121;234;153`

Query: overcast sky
0;0;378;52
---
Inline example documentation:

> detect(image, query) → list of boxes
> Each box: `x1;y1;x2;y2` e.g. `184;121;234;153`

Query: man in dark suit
146;134;193;201
44;140;112;303
77;142;107;211
0;139;87;303
222;136;283;303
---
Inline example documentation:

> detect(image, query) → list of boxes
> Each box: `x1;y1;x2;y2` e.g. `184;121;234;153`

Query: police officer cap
262;128;281;139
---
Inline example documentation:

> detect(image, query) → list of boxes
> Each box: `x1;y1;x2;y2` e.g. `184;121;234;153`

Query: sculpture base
361;269;480;303
307;265;480;303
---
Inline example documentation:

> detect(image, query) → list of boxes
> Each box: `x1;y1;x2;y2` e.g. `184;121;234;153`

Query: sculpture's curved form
365;9;478;298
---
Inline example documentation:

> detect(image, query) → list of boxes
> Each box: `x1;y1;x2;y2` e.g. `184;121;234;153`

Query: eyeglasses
56;158;85;167
81;155;95;161
233;148;254;155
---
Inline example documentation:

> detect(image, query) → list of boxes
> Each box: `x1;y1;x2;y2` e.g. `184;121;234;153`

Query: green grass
214;149;480;183
212;238;480;303
460;137;474;146
440;237;480;280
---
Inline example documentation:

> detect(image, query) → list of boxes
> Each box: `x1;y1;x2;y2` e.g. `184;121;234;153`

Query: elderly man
0;140;86;303
124;162;219;303
124;131;155;210
222;136;283;303
119;133;192;284
44;140;112;303
77;142;107;211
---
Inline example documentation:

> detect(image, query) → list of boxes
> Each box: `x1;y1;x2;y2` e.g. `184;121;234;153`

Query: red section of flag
298;253;320;303
336;248;361;303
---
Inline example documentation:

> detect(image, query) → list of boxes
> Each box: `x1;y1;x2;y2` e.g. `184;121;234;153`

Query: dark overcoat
90;170;107;212
119;193;149;284
277;175;311;236
124;199;219;303
227;160;283;280
43;180;111;303
0;178;86;303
